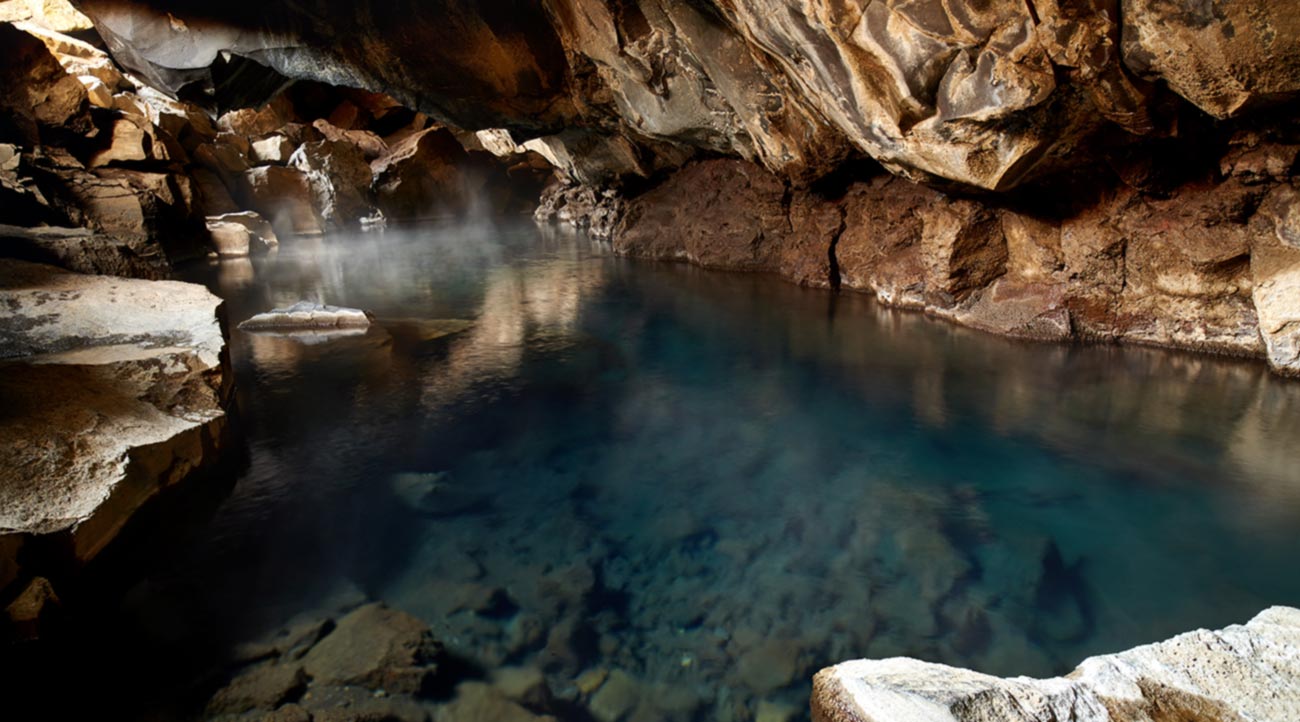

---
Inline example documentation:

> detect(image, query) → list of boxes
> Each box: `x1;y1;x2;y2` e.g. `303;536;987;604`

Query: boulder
0;23;89;143
26;0;93;33
16;21;127;90
300;602;443;694
0;260;230;573
289;139;375;228
87;116;150;168
0;223;167;278
371;126;472;219
4;576;60;641
205;211;279;257
811;606;1300;722
206;662;307;716
312;118;388;160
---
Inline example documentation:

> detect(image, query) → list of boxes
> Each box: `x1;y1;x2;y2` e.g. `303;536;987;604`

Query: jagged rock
1251;193;1300;376
371;126;471;219
0;260;230;571
206;211;278;257
312;118;387;160
0;22;89;143
1122;0;1300;119
26;0;93;32
239;165;323;236
218;98;293;138
250;134;295;164
17;21;126;90
289;139;375;228
811;606;1300;722
0;223;165;278
239;302;372;332
300;602;443;695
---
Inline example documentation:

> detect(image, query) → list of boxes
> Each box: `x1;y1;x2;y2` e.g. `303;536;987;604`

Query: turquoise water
141;220;1300;719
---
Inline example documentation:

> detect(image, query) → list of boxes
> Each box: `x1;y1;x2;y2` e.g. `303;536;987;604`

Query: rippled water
121;220;1300;718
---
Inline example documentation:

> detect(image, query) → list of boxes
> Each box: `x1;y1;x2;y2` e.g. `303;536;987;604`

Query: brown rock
372;127;473;219
206;662;307;715
206;211;279;257
251;134;296;164
239;165;324;236
4;576;60;641
441;682;556;722
301;603;443;695
0;23;89;143
88;116;150;168
289;139;375;228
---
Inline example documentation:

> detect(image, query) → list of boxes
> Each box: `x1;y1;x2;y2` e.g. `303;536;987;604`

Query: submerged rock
0;259;230;576
301;602;444;695
811;606;1300;722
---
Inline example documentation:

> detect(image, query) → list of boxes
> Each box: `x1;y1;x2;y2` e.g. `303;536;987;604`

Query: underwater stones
301;602;444;695
491;666;554;712
239;302;372;332
812;606;1300;722
441;681;557;722
206;661;308;716
0;259;229;580
4;576;60;641
734;639;803;696
587;669;641;722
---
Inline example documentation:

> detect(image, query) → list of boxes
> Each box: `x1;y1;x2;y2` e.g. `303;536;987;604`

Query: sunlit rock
0;259;230;577
811;606;1300;722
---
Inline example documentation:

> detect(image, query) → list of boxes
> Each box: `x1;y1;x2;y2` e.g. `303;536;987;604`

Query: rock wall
49;0;1300;376
811;606;1300;722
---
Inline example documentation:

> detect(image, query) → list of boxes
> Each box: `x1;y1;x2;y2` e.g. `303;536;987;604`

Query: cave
2;0;1300;721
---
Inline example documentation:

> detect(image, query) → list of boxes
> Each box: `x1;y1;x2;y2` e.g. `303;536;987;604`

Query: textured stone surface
301;602;443;694
239;301;372;332
205;211;278;257
811;606;1300;722
0;259;230;564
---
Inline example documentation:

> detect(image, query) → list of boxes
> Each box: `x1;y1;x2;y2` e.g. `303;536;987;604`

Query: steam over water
128;220;1300;719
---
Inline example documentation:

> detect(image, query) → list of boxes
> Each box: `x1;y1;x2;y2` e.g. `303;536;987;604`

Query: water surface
138;219;1300;719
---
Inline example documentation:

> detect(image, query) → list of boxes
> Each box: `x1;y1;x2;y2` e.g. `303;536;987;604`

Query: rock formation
0;258;231;617
38;0;1298;375
811;606;1300;722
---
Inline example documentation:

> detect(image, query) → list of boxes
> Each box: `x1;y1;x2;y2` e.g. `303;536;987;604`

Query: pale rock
205;211;279;257
88;116;149;168
239;301;372;332
239;165;324;236
289;139;375;228
79;74;112;107
250;134;295;164
812;607;1300;722
0;260;230;567
26;0;92;32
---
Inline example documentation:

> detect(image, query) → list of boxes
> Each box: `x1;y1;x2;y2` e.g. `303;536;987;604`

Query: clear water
141;219;1300;719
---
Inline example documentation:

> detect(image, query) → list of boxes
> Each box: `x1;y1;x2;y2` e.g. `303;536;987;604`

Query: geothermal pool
119;220;1300;719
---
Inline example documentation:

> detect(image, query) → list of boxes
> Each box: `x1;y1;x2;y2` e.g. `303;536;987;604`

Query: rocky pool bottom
7;220;1300;721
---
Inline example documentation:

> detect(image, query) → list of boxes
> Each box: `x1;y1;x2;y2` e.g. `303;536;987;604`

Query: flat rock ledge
0;259;231;600
812;606;1300;722
238;301;372;333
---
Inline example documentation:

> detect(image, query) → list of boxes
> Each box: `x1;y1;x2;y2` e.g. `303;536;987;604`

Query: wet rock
588;670;641;722
240;302;372;332
440;681;556;722
811;606;1300;722
491;666;553;712
206;211;279;257
733;639;802;696
289;139;375;229
0;260;230;569
300;602;443;695
299;684;430;722
312;118;388;160
206;662;308;715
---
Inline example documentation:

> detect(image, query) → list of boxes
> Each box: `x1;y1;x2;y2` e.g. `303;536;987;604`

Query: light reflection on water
159;219;1300;720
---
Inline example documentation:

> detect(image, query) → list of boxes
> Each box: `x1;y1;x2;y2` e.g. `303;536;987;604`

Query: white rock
239;301;373;332
250;134;295;164
205;211;279;257
812;607;1300;722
